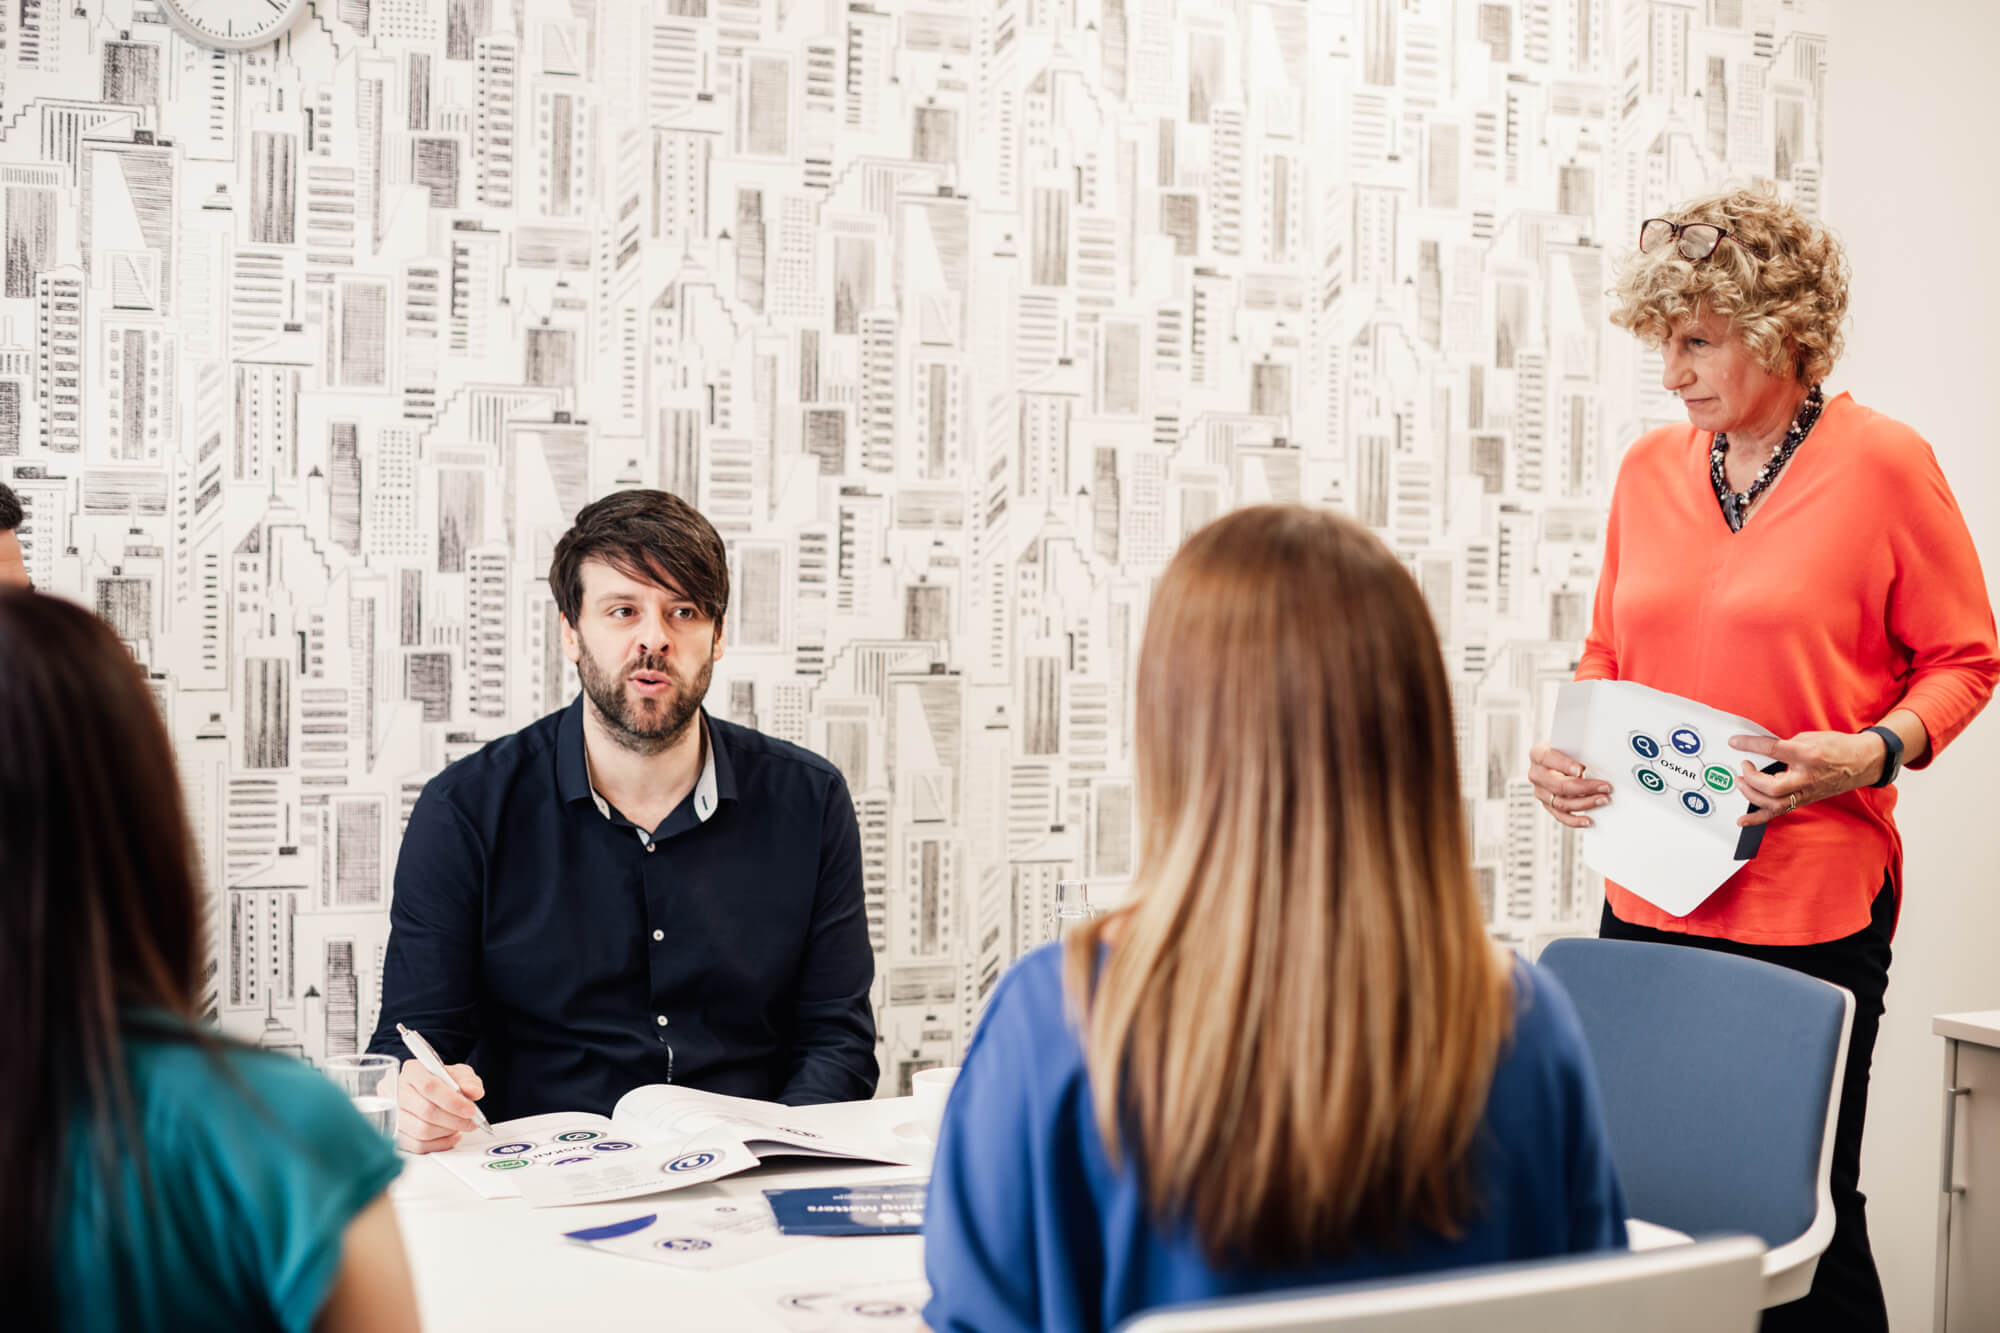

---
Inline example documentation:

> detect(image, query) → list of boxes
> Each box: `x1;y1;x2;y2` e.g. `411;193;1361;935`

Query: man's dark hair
548;489;729;627
0;483;20;531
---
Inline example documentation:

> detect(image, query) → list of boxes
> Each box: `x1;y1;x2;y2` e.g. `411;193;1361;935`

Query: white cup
912;1065;961;1139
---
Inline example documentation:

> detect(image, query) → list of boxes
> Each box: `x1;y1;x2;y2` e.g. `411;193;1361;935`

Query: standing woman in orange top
1530;185;1999;1330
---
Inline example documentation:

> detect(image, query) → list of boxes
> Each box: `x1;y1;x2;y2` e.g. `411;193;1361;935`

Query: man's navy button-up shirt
367;699;878;1119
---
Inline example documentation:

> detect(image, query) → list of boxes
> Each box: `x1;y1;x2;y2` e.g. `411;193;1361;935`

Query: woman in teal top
0;590;420;1332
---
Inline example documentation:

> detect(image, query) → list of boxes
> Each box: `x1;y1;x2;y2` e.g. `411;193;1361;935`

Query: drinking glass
323;1053;399;1139
1050;879;1102;944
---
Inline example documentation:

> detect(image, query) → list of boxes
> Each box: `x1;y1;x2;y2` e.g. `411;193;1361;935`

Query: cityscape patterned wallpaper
0;0;1829;1094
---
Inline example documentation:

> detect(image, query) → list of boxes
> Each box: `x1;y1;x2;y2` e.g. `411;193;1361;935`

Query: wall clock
158;0;311;52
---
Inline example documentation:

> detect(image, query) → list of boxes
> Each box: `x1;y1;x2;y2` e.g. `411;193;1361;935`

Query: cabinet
1935;1012;2000;1332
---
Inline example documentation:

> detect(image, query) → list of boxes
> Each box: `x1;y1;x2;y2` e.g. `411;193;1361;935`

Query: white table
391;1096;932;1331
392;1093;1695;1329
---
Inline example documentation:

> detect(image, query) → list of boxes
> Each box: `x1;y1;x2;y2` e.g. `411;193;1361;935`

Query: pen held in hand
396;1022;491;1132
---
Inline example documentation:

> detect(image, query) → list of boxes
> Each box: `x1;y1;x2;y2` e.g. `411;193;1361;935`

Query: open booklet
431;1084;920;1208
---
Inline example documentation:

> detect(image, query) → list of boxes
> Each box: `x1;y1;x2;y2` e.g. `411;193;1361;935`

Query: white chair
1114;1235;1765;1333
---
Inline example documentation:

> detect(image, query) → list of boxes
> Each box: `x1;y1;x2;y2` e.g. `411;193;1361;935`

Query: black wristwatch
1864;725;1904;788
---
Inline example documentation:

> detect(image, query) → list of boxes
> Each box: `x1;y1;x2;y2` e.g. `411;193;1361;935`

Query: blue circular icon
1670;727;1703;756
486;1141;535;1157
658;1237;713;1253
665;1150;717;1173
1681;790;1713;817
1629;732;1661;760
550;1155;593;1166
591;1140;636;1152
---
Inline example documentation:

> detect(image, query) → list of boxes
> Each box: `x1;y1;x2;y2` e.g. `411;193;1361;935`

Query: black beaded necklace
1710;383;1825;532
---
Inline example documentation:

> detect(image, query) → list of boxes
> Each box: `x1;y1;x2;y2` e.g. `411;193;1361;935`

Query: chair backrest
1115;1235;1765;1333
1537;938;1852;1248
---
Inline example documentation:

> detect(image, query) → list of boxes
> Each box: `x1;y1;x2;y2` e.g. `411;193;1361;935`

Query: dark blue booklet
763;1180;929;1236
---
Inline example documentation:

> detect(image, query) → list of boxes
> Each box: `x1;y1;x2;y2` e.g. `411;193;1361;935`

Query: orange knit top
1577;393;1999;944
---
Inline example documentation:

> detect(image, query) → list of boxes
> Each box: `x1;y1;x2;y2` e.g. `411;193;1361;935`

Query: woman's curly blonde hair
1609;184;1848;385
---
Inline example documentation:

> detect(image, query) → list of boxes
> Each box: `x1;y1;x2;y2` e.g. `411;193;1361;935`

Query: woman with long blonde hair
922;506;1627;1331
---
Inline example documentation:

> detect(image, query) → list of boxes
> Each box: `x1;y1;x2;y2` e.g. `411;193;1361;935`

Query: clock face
159;0;310;52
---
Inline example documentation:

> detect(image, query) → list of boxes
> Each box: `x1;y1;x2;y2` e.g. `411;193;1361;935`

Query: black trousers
1599;882;1894;1333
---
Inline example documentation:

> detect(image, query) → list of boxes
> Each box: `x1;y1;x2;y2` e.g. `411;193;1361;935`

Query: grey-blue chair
1538;937;1853;1306
1115;1235;1765;1332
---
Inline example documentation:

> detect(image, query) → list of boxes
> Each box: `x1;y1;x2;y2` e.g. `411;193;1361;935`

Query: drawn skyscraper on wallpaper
1;0;1828;1091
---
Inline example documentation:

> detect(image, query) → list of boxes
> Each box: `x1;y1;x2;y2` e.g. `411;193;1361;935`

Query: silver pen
396;1022;492;1132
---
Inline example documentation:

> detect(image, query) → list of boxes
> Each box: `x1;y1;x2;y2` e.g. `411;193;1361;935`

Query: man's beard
576;641;713;756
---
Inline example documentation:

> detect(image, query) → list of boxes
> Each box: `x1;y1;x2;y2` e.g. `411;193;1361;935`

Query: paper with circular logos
517;1132;760;1207
426;1086;923;1204
561;1186;809;1272
1551;680;1779;917
431;1113;634;1197
761;1280;931;1331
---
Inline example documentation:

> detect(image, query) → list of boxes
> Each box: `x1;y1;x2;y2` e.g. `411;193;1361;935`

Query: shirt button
652;929;664;942
656;1014;669;1027
645;841;656;853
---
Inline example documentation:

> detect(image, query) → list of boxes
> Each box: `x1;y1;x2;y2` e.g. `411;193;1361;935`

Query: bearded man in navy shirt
370;490;878;1151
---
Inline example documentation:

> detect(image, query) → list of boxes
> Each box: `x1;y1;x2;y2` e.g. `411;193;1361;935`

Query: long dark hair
0;589;208;1320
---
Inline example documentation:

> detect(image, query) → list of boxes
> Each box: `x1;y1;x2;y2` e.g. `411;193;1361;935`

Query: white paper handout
561;1186;810;1271
757;1280;931;1332
1549;680;1779;918
430;1086;919;1207
613;1084;911;1167
518;1130;761;1207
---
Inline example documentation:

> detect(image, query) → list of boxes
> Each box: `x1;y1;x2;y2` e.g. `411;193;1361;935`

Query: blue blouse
923;947;1627;1332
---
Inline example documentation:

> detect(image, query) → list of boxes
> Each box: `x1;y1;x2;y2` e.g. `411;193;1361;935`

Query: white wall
1826;2;2000;1327
1;1;1833;1089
